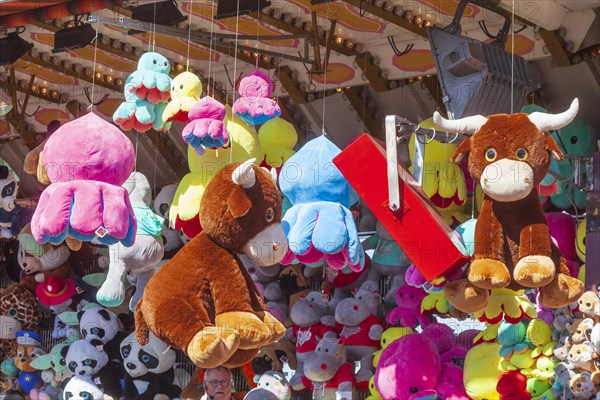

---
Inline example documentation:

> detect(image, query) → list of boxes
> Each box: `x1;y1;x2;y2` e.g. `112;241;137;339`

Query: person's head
203;366;233;400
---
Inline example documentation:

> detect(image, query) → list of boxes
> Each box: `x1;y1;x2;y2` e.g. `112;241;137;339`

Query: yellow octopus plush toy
162;71;203;123
257;117;298;171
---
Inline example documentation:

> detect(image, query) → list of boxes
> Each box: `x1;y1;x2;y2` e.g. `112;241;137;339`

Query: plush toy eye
91;327;99;335
265;356;271;362
142;355;150;362
50;361;55;368
410;294;415;299
571;136;578;144
122;347;130;358
82;328;87;336
325;349;329;352
60;358;66;366
586;302;591;307
17;351;23;358
172;86;175;91
81;392;92;400
410;387;419;394
382;339;386;344
180;84;184;89
577;329;582;334
265;208;274;222
30;352;38;359
7;308;17;317
68;361;77;372
65;392;73;400
515;148;528;160
484;148;497;162
153;59;157;64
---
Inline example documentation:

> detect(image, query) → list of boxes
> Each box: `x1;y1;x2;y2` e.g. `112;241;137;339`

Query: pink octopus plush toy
375;333;469;400
232;70;281;126
31;113;137;247
386;285;432;329
181;96;229;155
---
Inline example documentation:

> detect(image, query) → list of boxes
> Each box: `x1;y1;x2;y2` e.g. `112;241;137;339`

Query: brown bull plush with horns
135;159;287;368
434;99;584;312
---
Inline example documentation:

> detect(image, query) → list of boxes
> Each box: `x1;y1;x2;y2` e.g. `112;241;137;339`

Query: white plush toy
244;371;291;400
63;375;104;400
96;172;165;311
120;331;181;399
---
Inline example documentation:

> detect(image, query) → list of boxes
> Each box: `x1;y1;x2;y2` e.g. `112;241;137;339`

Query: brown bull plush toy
434;99;584;313
135;159;287;368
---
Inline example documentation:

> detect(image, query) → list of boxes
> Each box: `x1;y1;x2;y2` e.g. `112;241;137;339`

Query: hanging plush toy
0;285;42;366
233;70;281;126
30;113;137;247
162;71;203;123
181;96;229;154
435;99;585;313
279;135;365;271
257;117;297;171
170;106;261;238
120;331;181;399
113;52;172;133
96;172;164;310
0;158;23;239
244;371;291;400
362;221;411;305
135;160;286;368
408;117;469;226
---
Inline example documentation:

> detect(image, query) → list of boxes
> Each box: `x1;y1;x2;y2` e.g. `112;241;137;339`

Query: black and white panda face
63;375;103;400
78;307;117;347
66;340;108;376
0;164;17;213
120;332;175;378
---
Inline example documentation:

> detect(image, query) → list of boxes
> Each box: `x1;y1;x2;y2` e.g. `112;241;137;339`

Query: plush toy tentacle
96;248;127;308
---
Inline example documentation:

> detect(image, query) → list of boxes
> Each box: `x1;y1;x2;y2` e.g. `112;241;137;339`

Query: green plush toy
527;319;557;359
527;377;556;400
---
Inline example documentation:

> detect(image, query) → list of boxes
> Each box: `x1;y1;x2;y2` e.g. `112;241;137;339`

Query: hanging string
321;25;330;135
88;14;101;112
134;132;139;173
152;2;157;52
207;0;217;98
230;0;241;164
511;0;515;113
186;0;194;71
470;178;476;219
153;131;158;198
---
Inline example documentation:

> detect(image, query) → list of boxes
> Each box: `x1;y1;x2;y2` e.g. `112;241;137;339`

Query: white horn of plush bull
433;112;488;134
269;167;278;184
528;98;579;133
232;158;257;188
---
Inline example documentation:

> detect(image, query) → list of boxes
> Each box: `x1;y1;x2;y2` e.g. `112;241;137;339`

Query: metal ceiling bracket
87;16;316;65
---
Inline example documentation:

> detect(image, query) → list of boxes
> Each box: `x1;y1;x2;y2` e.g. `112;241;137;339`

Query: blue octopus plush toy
279;135;365;271
113;52;172;133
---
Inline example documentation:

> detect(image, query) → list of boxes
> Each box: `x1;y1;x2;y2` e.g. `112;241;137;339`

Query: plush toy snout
480;159;535;202
242;223;288;266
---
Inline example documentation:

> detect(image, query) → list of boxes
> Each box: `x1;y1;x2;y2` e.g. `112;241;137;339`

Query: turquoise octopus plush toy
113;52;173;133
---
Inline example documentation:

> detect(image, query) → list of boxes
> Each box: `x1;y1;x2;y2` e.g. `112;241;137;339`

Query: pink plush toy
232;70;281;126
31;113;137;247
375;333;469;400
385;285;432;329
546;212;580;277
421;323;468;364
181;96;229;155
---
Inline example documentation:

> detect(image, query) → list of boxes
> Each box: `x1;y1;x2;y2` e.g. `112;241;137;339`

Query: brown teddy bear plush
135;159;287;368
434;99;584;313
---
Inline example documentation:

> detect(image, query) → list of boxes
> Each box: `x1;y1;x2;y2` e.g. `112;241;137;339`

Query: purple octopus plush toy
30;113;137;247
181;96;229;155
232;70;281;126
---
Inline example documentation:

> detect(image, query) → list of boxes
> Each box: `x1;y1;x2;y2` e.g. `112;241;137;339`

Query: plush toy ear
227;185;253;219
546;134;565;160
82;273;106;288
98;309;111;321
29;354;52;370
59;311;79;326
451;137;471;163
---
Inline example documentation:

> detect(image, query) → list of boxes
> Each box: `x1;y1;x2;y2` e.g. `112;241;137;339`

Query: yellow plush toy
365;377;382;400
409;117;468;225
162;71;202;123
372;327;413;367
257;117;298;170
576;218;586;282
170;106;261;237
464;342;503;400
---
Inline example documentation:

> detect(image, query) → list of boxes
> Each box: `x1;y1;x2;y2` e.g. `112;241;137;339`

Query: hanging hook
387;36;413;57
359;0;368;17
84;86;108;106
17;100;40;117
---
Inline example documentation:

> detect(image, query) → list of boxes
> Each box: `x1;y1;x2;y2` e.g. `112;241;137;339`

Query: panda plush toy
120;331;182;399
65;339;122;399
63;375;104;400
76;304;128;365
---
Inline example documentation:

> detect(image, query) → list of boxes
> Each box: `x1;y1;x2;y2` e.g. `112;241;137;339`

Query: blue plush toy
279;135;365;271
113;52;173;133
